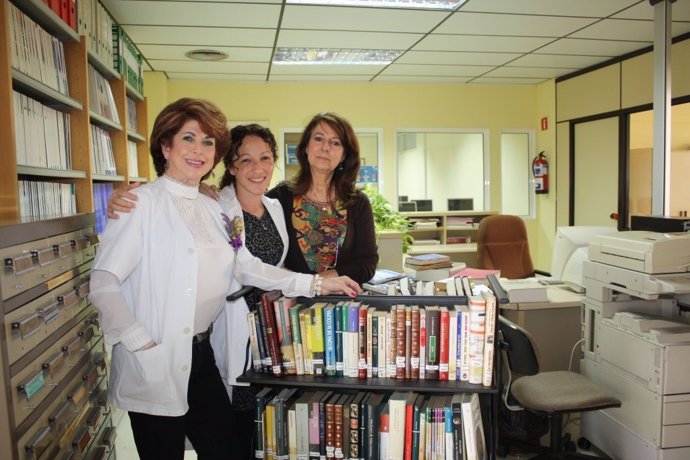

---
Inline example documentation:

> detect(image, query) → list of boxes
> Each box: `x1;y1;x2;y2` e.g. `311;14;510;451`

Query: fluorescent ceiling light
273;48;403;65
287;0;467;9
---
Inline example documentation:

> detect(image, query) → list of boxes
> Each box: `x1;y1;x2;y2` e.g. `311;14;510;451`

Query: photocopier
580;231;690;460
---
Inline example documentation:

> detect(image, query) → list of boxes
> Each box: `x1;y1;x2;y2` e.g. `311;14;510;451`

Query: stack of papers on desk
499;278;548;303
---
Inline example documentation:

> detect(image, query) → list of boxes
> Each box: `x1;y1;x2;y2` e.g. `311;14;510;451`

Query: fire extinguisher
532;151;549;194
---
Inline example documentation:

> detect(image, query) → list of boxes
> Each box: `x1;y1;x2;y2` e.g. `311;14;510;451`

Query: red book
439;306;450;381
59;0;69;24
260;290;283;377
68;0;77;31
357;304;368;379
403;392;418;460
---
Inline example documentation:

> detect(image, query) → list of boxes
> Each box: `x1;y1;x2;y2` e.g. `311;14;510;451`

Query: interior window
500;130;534;218
396;130;489;213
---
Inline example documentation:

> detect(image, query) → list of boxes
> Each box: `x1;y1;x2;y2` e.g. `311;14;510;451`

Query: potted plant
362;185;414;253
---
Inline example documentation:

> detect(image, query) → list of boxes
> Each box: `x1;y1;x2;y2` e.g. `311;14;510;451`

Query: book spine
411;306;420;379
419;308;426;380
425;308;440;380
371;313;378;378
448;308;457;381
482;292;497;387
289;305;306;376
247;311;262;372
254;391;268;459
276;299;297;375
403;400;413;460
438;307;450;381
324;306;336;377
444;404;453;460
300;309;314;375
468;296;487;385
311;305;325;377
395;305;406;379
357;305;368;379
326;399;335;459
404;306;412;379
347;305;360;378
387;307;397;378
335;304;344;377
349;397;361;460
261;294;284;377
377;312;387;379
460;307;470;382
334;398;344;460
411;397;422;460
309;401;321;460
451;400;463;460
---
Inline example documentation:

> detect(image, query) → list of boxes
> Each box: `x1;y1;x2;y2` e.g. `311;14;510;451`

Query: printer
588;231;690;274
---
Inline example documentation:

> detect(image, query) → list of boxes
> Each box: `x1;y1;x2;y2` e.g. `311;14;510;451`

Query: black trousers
129;336;234;460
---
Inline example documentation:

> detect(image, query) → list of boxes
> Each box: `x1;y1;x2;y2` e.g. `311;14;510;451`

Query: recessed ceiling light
273;48;403;65
286;0;467;10
185;49;229;61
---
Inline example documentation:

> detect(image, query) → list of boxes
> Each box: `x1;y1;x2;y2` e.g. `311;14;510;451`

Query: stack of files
498;278;548;303
404;253;453;271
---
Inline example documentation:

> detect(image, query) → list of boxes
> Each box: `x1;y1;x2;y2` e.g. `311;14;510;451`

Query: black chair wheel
565;440;577;452
578;437;592;450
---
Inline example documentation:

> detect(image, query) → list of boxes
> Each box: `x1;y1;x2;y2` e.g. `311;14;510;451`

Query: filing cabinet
1;214;115;460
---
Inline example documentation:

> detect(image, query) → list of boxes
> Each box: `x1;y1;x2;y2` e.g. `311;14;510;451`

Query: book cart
238;286;507;460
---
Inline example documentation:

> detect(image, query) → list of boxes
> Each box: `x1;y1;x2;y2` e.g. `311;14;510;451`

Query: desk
500;286;584;372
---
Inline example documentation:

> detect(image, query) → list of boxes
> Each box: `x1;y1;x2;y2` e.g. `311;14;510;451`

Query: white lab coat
211;185;289;389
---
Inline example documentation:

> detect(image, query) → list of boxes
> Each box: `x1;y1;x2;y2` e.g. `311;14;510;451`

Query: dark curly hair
218;124;278;190
149;98;230;181
290;112;360;206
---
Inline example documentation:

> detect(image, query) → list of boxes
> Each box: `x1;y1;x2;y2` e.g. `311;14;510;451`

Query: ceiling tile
507;53;605;69
396;51;521;65
436;12;598;37
269;74;373;81
100;0;281;28
277;30;422;49
613;1;690;21
138;44;272;62
460;0;641;17
148;59;269;74
374;75;473;83
166;72;268;81
415;34;553;52
483;66;575;79
537;38;650;57
469;76;548;85
381;63;494;76
571;18;656;41
281;5;448;32
123;25;277;47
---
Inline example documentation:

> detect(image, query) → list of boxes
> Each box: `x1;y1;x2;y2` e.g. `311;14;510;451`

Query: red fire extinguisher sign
532;151;549;194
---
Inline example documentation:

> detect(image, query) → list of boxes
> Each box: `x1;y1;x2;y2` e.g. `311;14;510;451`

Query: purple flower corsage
221;212;244;252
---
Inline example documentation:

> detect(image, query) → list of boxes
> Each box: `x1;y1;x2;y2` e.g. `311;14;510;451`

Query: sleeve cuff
119;324;154;352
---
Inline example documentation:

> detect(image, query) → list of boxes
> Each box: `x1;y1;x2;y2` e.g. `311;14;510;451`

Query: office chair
477;215;535;279
497;316;621;459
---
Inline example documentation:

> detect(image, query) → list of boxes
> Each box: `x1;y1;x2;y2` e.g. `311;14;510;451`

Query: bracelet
312;274;323;297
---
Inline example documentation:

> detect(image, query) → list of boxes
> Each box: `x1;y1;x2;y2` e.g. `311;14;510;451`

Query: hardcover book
260;290;284;377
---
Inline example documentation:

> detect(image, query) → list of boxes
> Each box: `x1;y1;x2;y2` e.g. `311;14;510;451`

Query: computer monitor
398;195;409;203
413;199;432;212
399;202;417;212
630;215;690;233
550;226;618;292
448;198;473;211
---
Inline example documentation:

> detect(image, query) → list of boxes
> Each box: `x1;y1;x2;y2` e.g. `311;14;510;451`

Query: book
499;278;549;303
411;394;426;460
364;392;388;460
438;306;450;381
395;305;406;379
403;392;420;460
481;291;497;387
450;394;464;460
334;394;348;460
325;393;338;459
260;290;284;377
358;304;368;379
289;303;307;376
310;303;326;376
467;296;486;385
461;393;486;460
410;306;420;379
405;253;451;266
375;311;388;378
404;260;454;271
275;296;298;375
424;306;440;380
324;304;337;376
335;302;345;377
295;391;315;460
457;305;470;382
349;392;367;460
388;391;412;460
379;405;390;460
369;268;405;285
254;387;277;459
299;307;314;375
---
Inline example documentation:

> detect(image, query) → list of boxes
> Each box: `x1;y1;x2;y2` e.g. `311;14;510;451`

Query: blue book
324;304;336;376
334;302;344;376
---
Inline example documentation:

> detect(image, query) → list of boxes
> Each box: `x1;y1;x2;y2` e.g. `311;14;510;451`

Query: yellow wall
141;76;559;272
